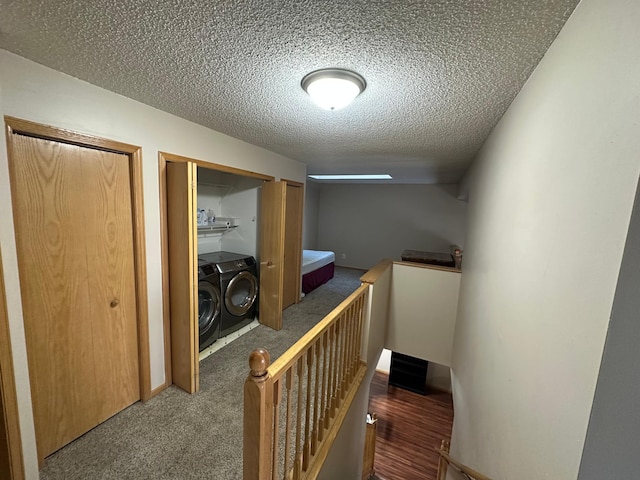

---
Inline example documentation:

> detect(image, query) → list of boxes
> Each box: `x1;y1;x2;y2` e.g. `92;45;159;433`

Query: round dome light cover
301;68;366;111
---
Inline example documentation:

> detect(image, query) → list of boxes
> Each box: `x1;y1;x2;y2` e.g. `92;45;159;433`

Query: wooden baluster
337;316;345;404
324;325;335;420
311;341;321;455
326;324;336;425
353;298;361;372
335;315;343;401
244;348;273;480
293;358;304;480
340;313;348;400
272;379;282;480
355;296;362;367
345;310;351;382
283;369;293;480
303;348;313;471
355;295;364;365
346;305;353;384
345;304;354;384
332;320;340;416
436;439;450;480
319;331;329;436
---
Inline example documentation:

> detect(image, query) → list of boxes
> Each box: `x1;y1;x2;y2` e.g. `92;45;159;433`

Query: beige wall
363;268;392;367
387;264;460;367
0;50;306;479
451;0;640;478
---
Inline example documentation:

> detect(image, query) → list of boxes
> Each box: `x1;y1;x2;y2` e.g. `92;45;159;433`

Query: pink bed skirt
302;262;335;294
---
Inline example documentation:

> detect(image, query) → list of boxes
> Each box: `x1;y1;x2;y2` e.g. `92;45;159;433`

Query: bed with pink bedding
302;250;335;294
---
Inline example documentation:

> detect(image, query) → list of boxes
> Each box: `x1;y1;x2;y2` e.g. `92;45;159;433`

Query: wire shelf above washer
197;225;238;236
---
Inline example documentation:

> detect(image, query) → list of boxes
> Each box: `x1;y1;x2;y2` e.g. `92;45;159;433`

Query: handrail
360;259;393;284
269;284;369;378
244;283;369;480
436;440;493;480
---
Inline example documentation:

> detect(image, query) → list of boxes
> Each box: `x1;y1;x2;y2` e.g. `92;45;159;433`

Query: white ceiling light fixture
301;68;366;111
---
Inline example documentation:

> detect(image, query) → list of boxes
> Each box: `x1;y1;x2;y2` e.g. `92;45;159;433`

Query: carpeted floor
40;267;364;480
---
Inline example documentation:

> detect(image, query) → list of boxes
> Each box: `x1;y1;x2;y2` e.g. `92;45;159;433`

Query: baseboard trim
149;382;168;399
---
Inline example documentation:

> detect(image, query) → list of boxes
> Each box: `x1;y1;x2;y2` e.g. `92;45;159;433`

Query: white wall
220;176;263;257
303;180;320;250
196;169;264;257
196;180;227;254
450;0;640;478
317;184;466;270
0;50;306;479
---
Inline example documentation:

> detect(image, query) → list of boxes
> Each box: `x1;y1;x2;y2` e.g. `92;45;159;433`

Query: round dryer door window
225;271;258;316
199;281;221;336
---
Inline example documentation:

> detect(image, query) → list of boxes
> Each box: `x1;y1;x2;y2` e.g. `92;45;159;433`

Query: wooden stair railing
436;440;493;480
244;284;369;480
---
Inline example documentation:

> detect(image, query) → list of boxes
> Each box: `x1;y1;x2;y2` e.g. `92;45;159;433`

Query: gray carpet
40;267;364;480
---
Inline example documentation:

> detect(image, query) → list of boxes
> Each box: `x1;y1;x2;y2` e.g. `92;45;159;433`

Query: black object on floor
388;351;429;395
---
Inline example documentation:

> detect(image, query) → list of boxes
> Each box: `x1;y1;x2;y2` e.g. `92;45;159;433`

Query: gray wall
316;183;467;270
578;181;640;479
318;272;390;480
317;379;370;480
303;180;320;250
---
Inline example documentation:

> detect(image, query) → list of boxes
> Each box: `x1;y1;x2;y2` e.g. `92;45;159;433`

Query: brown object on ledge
450;244;463;269
401;249;455;267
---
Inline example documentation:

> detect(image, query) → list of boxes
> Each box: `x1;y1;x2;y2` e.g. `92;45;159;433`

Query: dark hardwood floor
368;371;454;480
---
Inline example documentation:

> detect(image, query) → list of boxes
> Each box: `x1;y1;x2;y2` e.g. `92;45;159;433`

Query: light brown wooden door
9;134;140;461
166;161;199;393
0;272;11;480
259;181;286;330
282;182;303;309
0;401;8;480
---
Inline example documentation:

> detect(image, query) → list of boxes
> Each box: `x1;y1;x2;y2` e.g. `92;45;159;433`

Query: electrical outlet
341;253;346;260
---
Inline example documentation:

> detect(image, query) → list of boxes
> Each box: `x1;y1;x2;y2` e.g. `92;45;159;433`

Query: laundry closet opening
195;167;263;358
159;153;303;395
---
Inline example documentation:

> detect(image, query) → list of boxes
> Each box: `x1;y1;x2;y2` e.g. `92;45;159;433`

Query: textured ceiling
0;0;579;183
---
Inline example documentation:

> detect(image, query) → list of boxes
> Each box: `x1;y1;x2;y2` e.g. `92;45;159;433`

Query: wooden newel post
244;348;274;480
436;439;450;480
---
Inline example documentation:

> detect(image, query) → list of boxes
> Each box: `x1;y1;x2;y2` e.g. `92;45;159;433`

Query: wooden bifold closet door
259;180;303;330
282;182;303;310
9;133;140;461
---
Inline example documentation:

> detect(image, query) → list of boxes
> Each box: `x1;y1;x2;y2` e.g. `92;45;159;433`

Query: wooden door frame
282;179;304;305
0;246;24;480
1;117;152;471
157;151;273;391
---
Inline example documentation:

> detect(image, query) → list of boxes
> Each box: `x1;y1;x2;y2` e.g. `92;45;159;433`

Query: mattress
302;250;336;275
302;250;336;294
